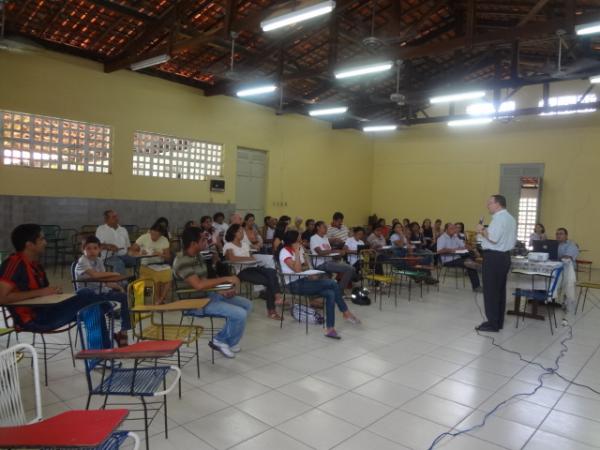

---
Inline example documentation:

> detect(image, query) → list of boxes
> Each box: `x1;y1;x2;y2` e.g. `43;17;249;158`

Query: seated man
212;212;228;236
326;212;349;249
95;209;136;275
556;227;579;261
344;227;366;271
366;227;387;250
0;224;131;341
310;221;356;293
173;226;251;359
437;223;482;292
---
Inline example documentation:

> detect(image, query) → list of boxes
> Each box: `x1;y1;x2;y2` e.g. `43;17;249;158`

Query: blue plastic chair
76;302;181;450
513;266;564;335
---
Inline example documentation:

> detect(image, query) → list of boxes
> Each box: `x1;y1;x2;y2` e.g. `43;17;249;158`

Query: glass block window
538;94;597;115
1;110;112;173
132;131;223;180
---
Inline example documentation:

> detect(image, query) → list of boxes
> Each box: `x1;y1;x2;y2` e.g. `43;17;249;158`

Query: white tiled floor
9;273;600;450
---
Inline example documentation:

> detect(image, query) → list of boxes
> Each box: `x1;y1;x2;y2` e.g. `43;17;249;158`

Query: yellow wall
371;115;600;262
0;50;373;225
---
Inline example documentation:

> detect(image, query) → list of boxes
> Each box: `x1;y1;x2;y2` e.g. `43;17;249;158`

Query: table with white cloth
508;257;576;320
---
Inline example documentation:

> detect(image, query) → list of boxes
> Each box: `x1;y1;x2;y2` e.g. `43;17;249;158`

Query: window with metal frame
132;131;223;181
1;110;112;173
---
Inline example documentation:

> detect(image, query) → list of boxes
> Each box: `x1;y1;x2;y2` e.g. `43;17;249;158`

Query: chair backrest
0;343;41;426
76;302;115;374
359;249;377;276
128;279;154;327
70;261;78;291
40;225;61;240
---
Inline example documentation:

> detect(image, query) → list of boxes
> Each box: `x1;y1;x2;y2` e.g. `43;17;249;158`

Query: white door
236;148;267;222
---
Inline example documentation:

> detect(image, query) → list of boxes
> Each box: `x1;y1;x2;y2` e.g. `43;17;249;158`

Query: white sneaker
230;344;241;353
210;339;235;358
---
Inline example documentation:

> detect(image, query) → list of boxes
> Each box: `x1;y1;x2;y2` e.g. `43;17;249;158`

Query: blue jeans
288;278;348;328
194;292;252;347
105;254;137;275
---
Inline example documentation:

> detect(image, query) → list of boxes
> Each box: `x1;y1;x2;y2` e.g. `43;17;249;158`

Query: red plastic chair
0;343;140;449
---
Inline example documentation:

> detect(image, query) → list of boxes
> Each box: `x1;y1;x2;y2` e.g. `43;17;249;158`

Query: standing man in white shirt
95;210;136;275
475;195;517;332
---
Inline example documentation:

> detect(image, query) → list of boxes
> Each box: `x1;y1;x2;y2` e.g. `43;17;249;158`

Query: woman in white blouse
224;224;282;320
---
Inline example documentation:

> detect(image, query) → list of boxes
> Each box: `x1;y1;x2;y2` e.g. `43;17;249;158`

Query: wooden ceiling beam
389;12;600;61
517;0;551;27
86;0;158;22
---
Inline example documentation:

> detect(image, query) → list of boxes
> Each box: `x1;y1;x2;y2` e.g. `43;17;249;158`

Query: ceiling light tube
447;117;493;127
334;61;393;79
236;84;278;97
261;0;335;32
590;74;600;84
363;125;397;132
576;21;600;36
130;54;170;71
430;90;486;104
309;106;348;116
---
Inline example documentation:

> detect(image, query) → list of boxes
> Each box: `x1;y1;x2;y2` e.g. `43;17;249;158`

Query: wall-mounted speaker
210;179;225;192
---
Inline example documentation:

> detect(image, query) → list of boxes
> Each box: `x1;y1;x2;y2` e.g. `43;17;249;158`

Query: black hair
444;222;452;231
536;223;546;233
279;215;291;223
332;212;344;221
263;216;271;225
225;223;242;243
182;226;203;250
213;212;225;221
492;194;507;208
103;209;114;219
314;221;326;231
151;217;169;237
274;230;300;262
305;218;315;227
244;213;255;222
11;224;42;252
353;226;365;235
455;222;465;232
183;220;196;230
273;220;289;240
557;227;568;236
422;218;432;229
377;218;386;226
155;217;169;227
82;234;101;247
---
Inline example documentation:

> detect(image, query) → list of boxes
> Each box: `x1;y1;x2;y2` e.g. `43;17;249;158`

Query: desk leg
507;288;545;321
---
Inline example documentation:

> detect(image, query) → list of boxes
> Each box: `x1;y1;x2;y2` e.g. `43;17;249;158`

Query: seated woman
223;224;283;320
529;223;546;248
271;219;289;254
74;235;133;346
277;230;360;339
301;219;315;249
243;213;263;251
152;216;171;240
200;215;223;253
260;216;277;251
422;218;435;251
131;224;172;304
455;222;466;241
389;223;408;256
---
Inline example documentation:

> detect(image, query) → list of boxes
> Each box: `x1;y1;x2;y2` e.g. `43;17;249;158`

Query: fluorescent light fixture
363;125;397;132
308;106;348;116
447;117;493;127
334;61;393;79
590;75;600;84
261;0;335;32
430;90;486;104
576;21;600;36
236;84;278;97
466;101;516;116
130;54;170;71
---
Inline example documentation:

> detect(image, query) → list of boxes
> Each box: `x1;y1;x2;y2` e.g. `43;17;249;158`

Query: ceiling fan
360;1;409;52
533;30;600;79
221;31;243;81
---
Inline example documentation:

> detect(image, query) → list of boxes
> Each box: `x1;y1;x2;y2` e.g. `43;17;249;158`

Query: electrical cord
428;290;600;449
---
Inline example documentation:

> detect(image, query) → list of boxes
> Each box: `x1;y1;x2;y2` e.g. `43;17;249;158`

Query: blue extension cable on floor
426;293;600;450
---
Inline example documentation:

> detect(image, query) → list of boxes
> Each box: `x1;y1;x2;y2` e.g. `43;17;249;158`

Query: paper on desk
146;264;171;272
454;249;469;254
299;269;326;276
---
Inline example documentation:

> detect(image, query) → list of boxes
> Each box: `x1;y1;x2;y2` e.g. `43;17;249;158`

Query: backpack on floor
291;304;324;325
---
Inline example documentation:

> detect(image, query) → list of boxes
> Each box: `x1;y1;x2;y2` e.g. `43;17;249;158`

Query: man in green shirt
173;227;252;358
